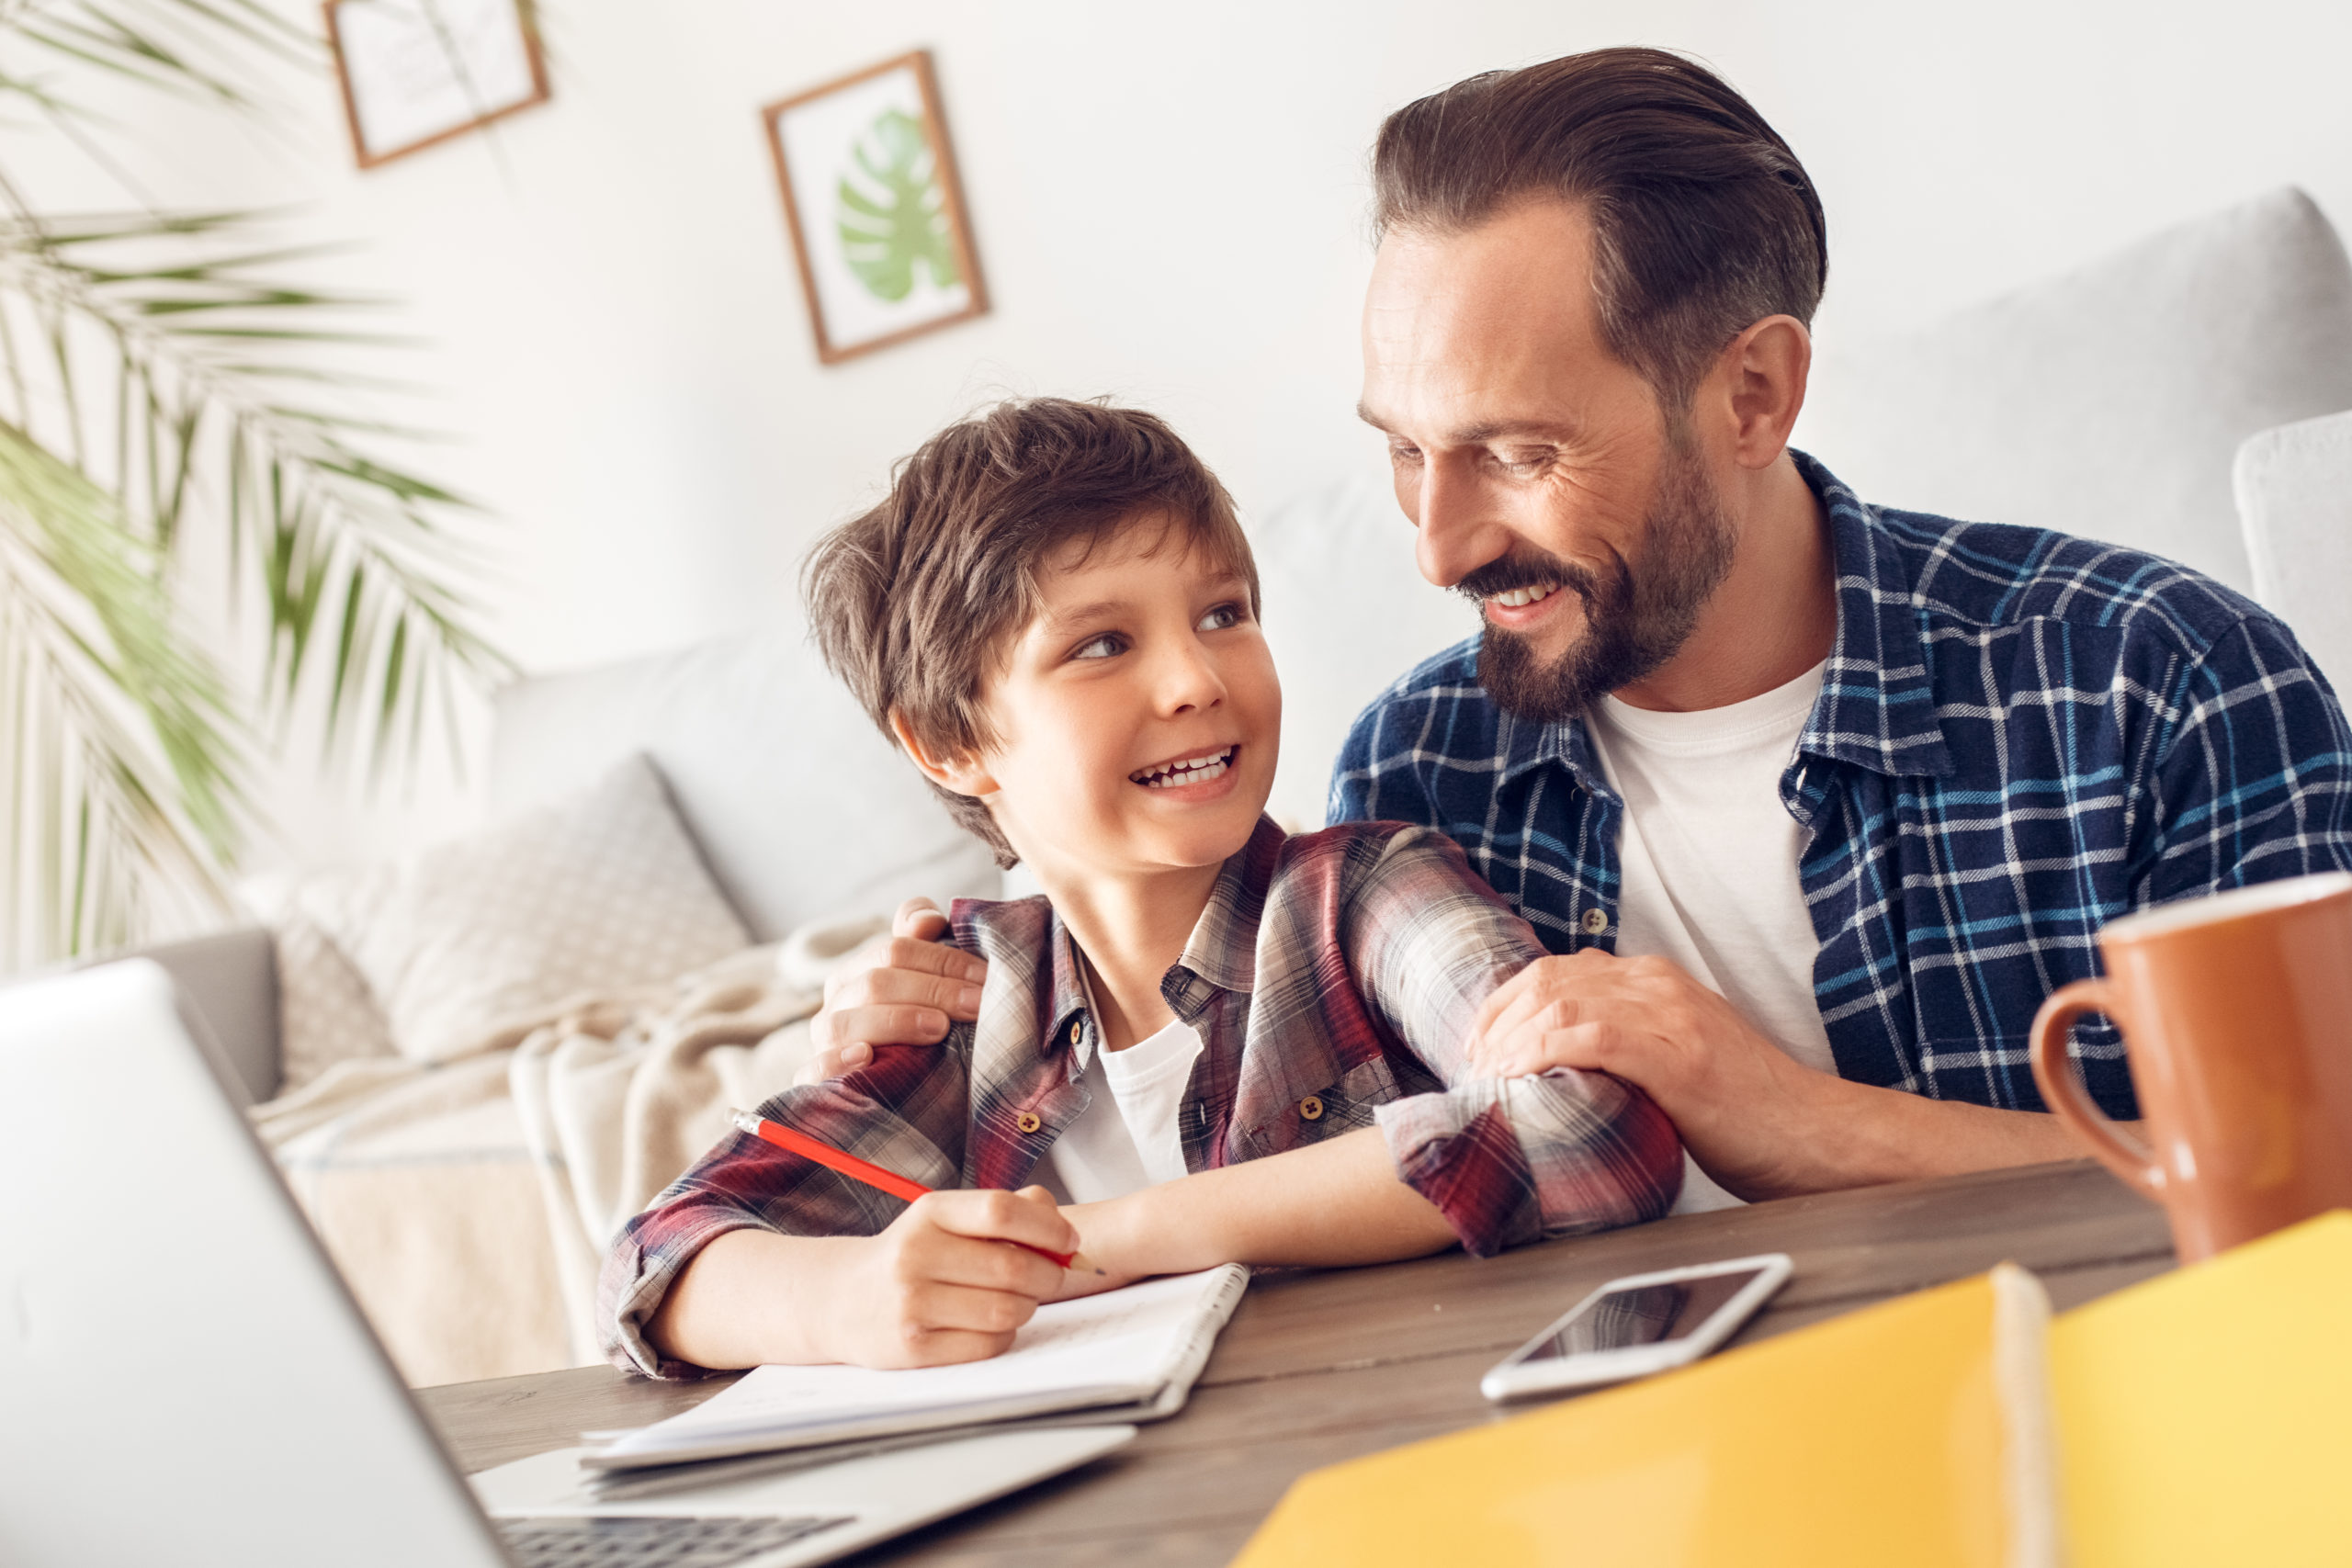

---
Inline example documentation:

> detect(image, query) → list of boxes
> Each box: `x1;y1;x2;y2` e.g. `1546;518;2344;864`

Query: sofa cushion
1798;186;2352;592
2235;409;2352;689
1251;474;1481;829
306;753;752;1064
490;630;1003;937
271;912;398;1093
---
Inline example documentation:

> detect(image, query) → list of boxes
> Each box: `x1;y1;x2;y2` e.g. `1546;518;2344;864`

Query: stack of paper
1236;1212;2352;1568
585;1265;1248;1476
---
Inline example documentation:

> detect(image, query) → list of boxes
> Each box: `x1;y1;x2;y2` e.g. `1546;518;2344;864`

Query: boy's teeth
1132;747;1235;786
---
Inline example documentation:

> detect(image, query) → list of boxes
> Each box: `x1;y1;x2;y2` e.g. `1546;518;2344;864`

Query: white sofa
130;186;2352;1382
157;181;2352;1104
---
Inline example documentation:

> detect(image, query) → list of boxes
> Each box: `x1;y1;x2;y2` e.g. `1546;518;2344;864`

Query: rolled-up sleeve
597;1040;974;1379
1347;828;1683;1255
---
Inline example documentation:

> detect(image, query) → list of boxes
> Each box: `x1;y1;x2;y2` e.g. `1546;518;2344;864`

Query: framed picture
325;0;552;170
761;51;989;365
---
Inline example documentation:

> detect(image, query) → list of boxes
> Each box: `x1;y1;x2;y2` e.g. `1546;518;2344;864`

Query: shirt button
1580;908;1610;935
1068;1019;1082;1045
1016;1111;1043;1134
1299;1095;1324;1122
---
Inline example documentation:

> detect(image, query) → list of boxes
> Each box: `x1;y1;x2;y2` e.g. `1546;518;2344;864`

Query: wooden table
422;1158;2173;1566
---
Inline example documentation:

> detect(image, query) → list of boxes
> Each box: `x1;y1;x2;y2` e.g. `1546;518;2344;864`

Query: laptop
0;961;1131;1567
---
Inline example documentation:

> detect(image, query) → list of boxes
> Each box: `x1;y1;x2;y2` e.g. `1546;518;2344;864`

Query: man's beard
1461;439;1736;725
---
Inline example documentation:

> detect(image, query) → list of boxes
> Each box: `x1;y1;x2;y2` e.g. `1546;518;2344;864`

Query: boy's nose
1155;642;1227;715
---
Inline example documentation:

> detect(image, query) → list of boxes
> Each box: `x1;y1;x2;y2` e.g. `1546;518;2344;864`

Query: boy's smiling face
918;514;1279;882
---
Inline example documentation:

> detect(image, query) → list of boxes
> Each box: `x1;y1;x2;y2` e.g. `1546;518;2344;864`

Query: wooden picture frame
325;0;552;171
761;51;989;365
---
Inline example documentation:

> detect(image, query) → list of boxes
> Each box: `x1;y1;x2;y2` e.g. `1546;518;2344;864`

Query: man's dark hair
802;397;1256;869
1372;47;1826;408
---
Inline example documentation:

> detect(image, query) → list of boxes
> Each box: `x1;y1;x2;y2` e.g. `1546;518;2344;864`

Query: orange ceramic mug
2029;870;2352;1262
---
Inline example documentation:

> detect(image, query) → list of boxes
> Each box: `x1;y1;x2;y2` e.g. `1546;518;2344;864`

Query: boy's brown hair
803;397;1258;868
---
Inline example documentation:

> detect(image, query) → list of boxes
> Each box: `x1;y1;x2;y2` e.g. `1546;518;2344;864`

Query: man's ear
1715;313;1812;471
888;710;998;798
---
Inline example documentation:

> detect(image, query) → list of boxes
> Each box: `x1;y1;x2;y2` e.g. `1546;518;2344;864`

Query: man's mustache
1453;549;1623;614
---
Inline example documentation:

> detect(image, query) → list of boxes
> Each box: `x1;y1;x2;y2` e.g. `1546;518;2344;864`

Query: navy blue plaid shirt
1329;452;2352;1121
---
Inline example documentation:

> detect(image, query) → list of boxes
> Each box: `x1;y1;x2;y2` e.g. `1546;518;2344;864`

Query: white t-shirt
1038;1009;1203;1205
1583;659;1834;1214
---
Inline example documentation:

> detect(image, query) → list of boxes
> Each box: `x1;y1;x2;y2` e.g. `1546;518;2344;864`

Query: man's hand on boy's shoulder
799;897;989;1085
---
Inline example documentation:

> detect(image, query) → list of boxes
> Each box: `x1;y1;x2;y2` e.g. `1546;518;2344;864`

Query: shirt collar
1498;705;1607;793
1167;814;1284;1000
1497;449;1955;786
1023;814;1285;1063
1040;918;1091;1066
1792;449;1956;779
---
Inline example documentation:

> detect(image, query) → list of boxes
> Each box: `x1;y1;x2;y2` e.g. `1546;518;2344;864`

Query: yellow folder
2052;1209;2352;1568
1233;1264;2057;1568
1234;1212;2352;1568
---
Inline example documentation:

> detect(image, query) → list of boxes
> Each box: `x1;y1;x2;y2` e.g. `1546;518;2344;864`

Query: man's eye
1196;603;1244;632
1389;443;1424;466
1071;633;1124;660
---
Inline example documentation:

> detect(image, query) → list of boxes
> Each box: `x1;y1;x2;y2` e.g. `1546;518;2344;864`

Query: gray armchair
107;926;279;1106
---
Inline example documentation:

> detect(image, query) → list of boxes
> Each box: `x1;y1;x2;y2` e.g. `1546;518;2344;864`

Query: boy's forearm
644;1228;858;1370
1076;1127;1458;1276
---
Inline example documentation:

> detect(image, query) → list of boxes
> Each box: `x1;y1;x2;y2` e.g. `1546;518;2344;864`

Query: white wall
37;0;2352;879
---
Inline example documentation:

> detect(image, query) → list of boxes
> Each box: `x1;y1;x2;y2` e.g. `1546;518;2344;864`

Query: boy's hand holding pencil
729;1111;1103;1276
834;1185;1084;1366
706;1110;1117;1369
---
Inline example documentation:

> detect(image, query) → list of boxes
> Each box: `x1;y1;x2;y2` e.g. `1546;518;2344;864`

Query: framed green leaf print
762;51;989;364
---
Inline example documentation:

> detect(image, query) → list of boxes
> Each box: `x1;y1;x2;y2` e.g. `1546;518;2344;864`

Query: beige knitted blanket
252;916;879;1385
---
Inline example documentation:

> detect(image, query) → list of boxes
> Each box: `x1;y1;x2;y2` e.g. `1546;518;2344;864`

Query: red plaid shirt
601;818;1683;1378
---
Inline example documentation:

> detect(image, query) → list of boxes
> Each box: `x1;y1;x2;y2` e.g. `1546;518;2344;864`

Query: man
799;49;2352;1213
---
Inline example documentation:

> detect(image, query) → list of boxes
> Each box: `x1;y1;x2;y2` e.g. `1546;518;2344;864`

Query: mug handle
2028;978;2164;1201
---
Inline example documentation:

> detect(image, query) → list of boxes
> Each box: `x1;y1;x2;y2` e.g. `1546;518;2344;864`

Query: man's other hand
1465;949;2094;1199
797;897;989;1085
1467;949;1828;1201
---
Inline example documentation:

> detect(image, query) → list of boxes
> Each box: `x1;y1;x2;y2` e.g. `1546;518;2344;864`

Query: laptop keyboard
495;1514;854;1567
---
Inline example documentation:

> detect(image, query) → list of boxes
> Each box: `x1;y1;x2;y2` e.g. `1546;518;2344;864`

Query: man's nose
1411;457;1510;591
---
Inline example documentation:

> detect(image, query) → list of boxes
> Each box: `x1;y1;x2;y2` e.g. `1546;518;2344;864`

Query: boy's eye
1070;632;1125;660
1196;603;1245;632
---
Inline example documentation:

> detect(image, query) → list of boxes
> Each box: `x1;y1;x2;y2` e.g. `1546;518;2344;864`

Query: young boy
600;399;1681;1378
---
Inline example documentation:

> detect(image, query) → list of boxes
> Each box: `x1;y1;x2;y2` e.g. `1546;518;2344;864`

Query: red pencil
728;1109;1102;1274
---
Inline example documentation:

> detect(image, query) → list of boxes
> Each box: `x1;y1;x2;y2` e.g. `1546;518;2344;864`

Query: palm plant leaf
0;414;238;968
0;209;511;750
0;2;512;968
3;0;313;108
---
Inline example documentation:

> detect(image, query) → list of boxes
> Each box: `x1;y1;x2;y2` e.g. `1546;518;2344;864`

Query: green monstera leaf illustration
836;107;961;303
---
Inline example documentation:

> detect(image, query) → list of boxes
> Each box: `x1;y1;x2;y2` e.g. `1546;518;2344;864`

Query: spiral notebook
583;1265;1249;1474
